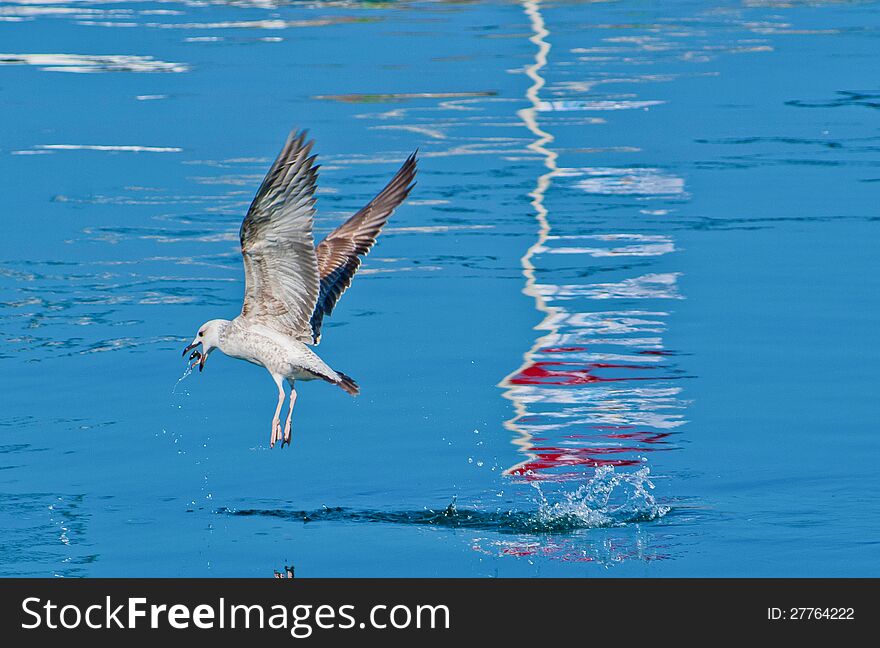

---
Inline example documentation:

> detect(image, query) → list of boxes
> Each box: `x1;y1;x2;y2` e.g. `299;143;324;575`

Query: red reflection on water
510;361;661;386
591;363;657;370
605;430;672;444
562;431;671;444
472;538;671;563
507;445;645;477
542;346;588;353
507;428;674;479
500;546;541;557
506;347;683;490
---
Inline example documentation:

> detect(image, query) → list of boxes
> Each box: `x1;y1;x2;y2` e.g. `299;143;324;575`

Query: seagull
182;129;417;448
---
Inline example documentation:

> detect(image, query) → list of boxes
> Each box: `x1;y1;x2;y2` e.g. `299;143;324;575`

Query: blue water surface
1;0;879;577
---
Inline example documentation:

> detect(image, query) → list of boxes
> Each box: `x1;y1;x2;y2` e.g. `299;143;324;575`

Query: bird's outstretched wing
239;130;321;343
309;152;418;344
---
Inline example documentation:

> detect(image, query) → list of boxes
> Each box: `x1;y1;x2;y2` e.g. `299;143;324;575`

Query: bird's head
182;319;227;372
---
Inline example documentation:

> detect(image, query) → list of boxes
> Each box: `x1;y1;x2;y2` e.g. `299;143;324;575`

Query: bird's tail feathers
335;371;359;396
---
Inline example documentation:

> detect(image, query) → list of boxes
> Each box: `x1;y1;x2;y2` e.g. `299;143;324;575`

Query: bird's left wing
239;130;321;343
309;151;417;344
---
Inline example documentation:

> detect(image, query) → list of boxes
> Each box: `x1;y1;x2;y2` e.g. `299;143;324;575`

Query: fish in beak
182;341;207;372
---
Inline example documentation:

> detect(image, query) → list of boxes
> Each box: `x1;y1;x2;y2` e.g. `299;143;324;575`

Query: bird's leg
270;376;285;448
282;384;297;448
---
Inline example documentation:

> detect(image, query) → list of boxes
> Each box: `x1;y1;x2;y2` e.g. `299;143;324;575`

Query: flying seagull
183;130;417;448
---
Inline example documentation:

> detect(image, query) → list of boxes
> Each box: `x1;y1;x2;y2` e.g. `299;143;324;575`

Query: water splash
528;465;669;530
171;364;193;396
222;466;669;534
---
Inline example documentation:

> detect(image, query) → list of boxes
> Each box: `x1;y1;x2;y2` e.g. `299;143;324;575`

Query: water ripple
223;466;670;534
0;52;188;73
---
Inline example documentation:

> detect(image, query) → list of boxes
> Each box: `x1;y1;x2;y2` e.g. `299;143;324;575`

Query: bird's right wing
309;152;418;344
239;130;321;343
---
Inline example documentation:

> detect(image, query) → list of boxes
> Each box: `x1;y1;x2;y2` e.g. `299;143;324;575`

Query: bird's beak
183;339;205;372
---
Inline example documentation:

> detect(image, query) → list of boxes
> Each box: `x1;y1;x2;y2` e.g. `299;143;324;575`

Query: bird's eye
198;331;204;337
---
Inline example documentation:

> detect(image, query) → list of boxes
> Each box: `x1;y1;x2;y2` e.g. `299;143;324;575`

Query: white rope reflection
500;0;562;475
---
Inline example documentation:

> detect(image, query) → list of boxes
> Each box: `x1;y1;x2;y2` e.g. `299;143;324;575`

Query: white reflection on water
0;52;188;72
499;2;687;537
540;233;676;257
573;167;685;195
538;99;664;111
538;273;683;301
16;144;183;153
146;17;368;29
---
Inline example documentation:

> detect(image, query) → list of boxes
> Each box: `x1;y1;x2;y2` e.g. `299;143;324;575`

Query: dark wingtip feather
336;371;359;396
